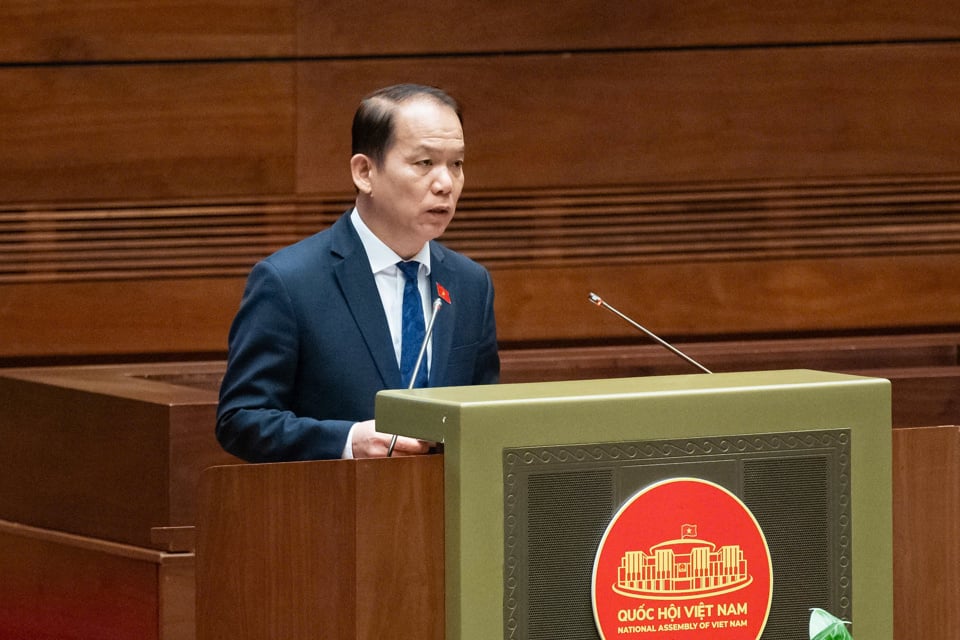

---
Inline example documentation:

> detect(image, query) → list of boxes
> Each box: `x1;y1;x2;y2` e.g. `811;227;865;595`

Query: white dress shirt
342;208;432;457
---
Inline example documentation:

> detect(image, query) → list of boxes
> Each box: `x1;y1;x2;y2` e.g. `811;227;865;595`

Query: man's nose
432;167;454;194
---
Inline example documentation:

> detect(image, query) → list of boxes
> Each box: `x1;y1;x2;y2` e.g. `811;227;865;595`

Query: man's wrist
342;422;358;459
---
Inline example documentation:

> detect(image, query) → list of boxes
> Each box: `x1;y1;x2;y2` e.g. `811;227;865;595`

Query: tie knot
397;261;420;281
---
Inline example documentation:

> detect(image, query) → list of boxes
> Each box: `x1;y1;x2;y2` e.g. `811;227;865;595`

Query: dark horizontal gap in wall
3;36;960;69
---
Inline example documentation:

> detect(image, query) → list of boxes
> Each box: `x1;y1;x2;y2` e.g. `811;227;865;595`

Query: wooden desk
0;362;237;550
0;362;237;640
893;424;960;639
0;518;194;640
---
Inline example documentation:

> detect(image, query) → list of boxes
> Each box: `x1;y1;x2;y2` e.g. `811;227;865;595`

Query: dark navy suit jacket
216;212;500;462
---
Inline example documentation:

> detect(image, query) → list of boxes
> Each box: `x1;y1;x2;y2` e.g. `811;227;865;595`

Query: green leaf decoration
809;608;853;640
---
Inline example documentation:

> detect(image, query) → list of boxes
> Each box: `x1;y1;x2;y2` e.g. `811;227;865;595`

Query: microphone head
588;292;603;306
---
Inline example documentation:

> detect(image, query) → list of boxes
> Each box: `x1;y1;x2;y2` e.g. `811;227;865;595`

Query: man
216;84;500;462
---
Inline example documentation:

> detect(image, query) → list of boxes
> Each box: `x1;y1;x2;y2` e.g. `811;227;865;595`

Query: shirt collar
350;208;431;275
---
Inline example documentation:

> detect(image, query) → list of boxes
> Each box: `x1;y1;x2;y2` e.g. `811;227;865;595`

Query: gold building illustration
614;525;753;599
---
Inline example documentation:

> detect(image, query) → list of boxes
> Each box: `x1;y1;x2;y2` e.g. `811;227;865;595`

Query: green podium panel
377;369;891;640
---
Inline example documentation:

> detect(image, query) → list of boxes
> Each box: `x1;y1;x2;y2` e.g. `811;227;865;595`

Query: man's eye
416;159;433;167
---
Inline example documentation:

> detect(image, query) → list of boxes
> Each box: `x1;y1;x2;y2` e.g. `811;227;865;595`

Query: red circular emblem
592;478;772;639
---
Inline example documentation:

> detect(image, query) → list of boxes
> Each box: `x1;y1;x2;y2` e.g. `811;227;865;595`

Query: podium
196;455;445;639
197;369;892;640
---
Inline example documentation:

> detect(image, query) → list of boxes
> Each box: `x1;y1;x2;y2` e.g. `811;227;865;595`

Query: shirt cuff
342;422;358;459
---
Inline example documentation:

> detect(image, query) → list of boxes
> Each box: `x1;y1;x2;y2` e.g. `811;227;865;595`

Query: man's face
359;98;465;259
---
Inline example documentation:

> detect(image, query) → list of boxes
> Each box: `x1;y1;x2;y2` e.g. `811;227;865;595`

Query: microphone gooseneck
588;292;712;374
387;297;444;457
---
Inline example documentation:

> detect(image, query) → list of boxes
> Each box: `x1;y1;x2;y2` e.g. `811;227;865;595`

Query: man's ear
350;154;374;195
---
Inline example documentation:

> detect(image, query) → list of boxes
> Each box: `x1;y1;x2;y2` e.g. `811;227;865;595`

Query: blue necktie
397;261;428;388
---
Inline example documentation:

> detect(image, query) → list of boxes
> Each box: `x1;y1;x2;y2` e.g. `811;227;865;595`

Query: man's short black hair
351;84;462;167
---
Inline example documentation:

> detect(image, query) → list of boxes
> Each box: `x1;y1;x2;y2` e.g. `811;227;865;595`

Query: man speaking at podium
216;84;500;463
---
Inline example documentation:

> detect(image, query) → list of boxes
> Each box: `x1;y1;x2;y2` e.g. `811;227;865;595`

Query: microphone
588;292;712;374
387;297;444;457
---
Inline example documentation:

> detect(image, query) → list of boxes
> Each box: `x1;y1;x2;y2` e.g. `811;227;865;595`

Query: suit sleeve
216;260;353;462
473;268;500;385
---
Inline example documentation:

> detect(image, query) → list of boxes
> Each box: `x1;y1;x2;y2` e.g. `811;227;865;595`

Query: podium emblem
592;478;773;639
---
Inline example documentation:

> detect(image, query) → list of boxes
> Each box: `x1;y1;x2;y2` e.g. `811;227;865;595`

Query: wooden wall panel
1;1;959;361
493;253;960;342
0;63;295;204
0;279;243;359
2;187;958;355
3;179;958;355
4;1;959;64
0;0;295;63
297;44;960;192
297;1;960;56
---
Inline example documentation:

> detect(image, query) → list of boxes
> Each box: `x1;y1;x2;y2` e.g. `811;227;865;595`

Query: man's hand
351;419;432;458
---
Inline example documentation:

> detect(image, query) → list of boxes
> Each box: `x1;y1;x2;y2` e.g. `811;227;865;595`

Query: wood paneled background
2;1;959;363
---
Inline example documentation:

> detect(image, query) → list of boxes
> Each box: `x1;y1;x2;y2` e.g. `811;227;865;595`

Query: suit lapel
428;243;456;387
331;215;402;389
